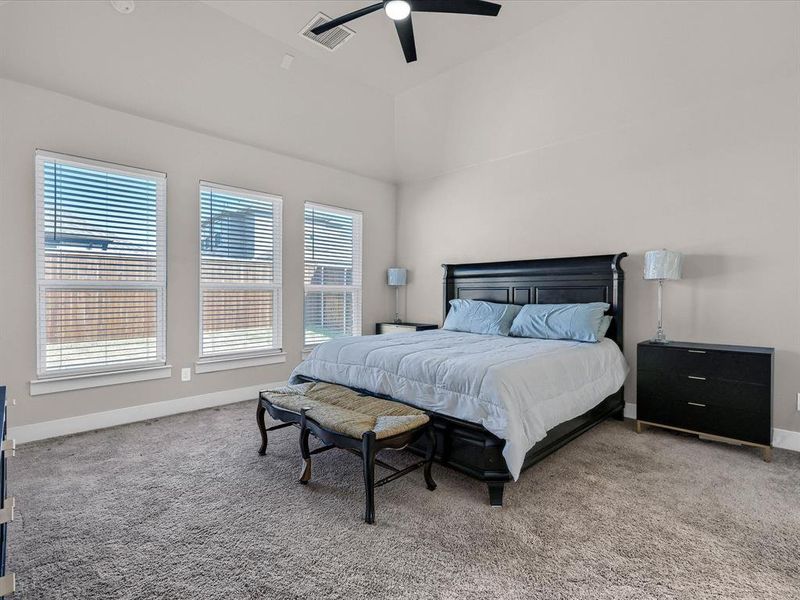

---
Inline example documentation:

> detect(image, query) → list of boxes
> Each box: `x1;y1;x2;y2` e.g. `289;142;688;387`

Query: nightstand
636;341;774;461
376;322;438;335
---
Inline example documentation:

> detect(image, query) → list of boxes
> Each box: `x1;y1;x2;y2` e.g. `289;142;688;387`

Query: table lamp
644;250;683;343
387;267;407;324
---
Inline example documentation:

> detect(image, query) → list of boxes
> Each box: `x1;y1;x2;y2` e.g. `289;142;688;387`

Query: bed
290;253;628;506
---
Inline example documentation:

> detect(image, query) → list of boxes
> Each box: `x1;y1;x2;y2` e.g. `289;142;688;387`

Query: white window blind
199;182;282;358
35;150;167;377
303;202;362;346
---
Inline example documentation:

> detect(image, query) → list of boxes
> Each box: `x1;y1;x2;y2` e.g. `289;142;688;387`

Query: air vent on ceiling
299;13;355;52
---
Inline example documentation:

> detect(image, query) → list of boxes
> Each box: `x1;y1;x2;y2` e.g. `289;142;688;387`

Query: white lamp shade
387;267;407;286
644;250;683;280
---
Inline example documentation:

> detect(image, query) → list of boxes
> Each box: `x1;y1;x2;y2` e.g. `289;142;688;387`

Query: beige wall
0;0;396;181
395;1;800;433
0;79;397;427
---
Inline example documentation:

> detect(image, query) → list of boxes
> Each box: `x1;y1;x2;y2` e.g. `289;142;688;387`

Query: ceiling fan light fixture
312;0;501;64
384;0;411;21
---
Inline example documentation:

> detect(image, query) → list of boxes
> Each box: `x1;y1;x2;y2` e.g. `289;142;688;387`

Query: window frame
34;149;168;379
197;180;283;361
303;201;363;348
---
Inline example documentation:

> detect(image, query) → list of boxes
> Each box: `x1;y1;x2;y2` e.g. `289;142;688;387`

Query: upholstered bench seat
257;381;436;524
261;382;430;440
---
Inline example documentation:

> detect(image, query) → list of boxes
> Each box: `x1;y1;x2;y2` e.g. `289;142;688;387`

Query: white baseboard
773;428;800;453
10;381;286;444
625;402;799;453
12;392;800;453
624;402;637;420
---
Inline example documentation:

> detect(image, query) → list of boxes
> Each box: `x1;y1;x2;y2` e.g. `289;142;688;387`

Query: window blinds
303;203;362;346
35;151;167;376
199;182;282;358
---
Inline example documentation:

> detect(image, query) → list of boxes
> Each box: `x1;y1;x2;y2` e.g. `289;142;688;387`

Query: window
35;150;167;377
199;182;282;358
304;202;362;346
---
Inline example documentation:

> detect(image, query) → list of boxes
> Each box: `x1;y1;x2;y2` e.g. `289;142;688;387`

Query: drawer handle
687;350;707;354
687;375;706;381
687;402;707;407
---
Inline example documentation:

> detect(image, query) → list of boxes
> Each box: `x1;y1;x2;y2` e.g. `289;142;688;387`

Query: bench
257;382;437;524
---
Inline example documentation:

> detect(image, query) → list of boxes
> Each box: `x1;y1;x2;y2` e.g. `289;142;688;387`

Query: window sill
30;364;173;396
195;352;287;374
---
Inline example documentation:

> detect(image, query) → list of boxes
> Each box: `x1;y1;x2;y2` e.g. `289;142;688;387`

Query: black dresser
0;387;14;597
636;341;774;461
376;322;438;335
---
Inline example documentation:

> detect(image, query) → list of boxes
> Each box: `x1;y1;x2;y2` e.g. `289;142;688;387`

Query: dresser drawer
637;370;769;414
638;372;770;445
637;396;770;445
378;324;415;334
376;322;438;335
638;345;771;385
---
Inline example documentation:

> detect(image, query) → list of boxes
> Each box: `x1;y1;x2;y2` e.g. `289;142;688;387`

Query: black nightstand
636;340;774;461
376;322;438;335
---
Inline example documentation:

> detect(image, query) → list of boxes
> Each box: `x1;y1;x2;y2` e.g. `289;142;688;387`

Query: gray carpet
9;401;800;600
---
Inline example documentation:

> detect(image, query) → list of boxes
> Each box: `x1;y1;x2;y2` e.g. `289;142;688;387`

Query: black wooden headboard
442;253;627;351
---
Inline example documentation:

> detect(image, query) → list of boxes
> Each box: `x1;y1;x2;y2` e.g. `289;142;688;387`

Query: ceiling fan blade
395;15;417;63
311;2;384;36
409;0;501;17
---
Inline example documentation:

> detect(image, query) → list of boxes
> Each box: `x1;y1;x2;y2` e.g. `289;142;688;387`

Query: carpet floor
9;401;800;599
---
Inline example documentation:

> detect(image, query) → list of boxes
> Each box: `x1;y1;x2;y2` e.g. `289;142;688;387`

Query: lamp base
650;328;670;344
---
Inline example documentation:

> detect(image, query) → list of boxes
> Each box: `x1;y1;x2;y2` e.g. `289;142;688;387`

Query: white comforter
290;330;628;479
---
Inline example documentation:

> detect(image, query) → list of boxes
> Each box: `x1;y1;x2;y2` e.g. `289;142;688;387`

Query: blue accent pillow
597;315;613;340
443;299;522;336
509;303;610;342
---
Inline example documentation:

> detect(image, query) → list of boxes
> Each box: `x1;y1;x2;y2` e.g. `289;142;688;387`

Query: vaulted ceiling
0;1;577;181
205;1;578;95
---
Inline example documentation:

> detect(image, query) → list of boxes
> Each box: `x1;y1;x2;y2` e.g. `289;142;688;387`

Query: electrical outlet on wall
797;392;800;411
181;368;191;382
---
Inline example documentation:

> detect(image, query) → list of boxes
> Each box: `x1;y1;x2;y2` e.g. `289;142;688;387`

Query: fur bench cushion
261;381;429;440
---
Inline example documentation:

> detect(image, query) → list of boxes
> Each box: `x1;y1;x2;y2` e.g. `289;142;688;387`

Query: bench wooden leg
256;402;268;455
362;431;376;524
424;426;437;491
299;409;312;484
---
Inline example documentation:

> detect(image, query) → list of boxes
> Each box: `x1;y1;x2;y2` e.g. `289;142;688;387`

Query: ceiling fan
311;0;502;63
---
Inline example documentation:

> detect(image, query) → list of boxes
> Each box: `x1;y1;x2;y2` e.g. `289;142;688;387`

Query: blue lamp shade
387;268;407;286
644;250;683;281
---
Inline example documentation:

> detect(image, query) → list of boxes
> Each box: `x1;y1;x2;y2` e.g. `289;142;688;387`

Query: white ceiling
0;0;578;180
0;0;397;180
205;1;579;95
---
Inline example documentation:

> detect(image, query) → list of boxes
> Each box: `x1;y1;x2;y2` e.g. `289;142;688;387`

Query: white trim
35;148;166;180
624;402;636;420
34;151;168;377
302;202;363;347
198;182;283;359
773;428;800;453
305;200;362;218
301;348;315;359
30;365;173;395
194;352;286;373
199;180;282;204
12;381;286;443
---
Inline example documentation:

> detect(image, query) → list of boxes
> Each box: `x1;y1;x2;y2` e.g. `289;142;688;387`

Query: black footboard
408;389;625;506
